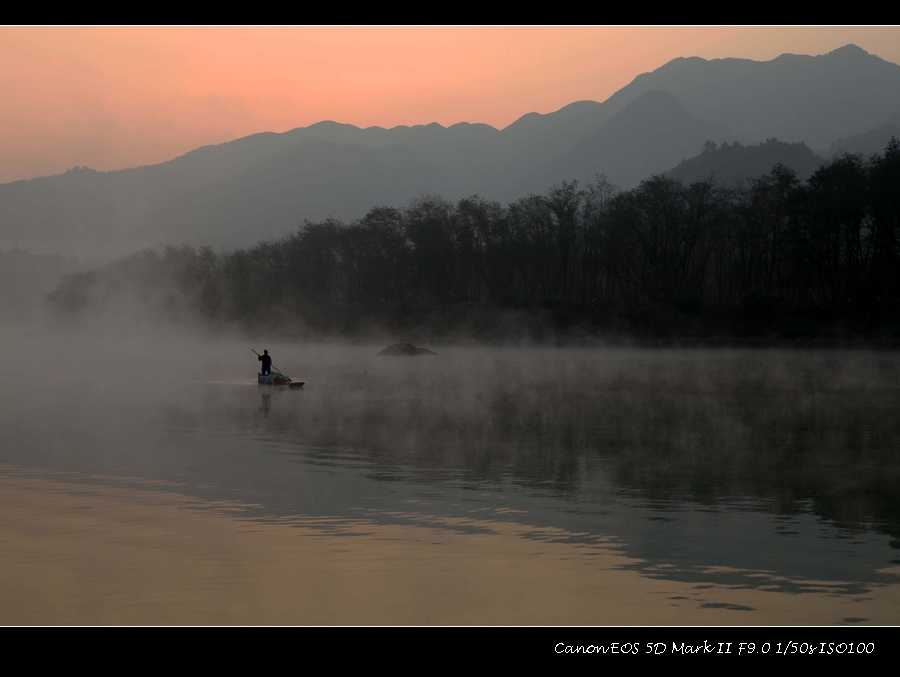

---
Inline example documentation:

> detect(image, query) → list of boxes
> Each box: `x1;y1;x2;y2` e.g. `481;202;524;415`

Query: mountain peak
826;44;870;58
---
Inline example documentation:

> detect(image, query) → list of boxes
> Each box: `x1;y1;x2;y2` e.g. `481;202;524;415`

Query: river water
1;331;898;624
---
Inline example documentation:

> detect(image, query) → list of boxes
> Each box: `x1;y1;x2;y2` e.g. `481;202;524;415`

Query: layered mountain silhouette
600;44;900;149
2;44;899;254
827;113;900;158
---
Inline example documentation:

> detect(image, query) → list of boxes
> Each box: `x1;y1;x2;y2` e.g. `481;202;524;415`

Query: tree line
48;139;900;332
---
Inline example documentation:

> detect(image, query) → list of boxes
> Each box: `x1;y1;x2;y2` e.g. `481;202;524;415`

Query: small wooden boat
258;371;304;388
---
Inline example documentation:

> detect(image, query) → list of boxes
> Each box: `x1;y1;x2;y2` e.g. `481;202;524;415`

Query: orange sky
2;26;899;183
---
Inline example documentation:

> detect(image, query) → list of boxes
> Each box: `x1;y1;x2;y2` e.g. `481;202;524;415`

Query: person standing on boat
258;350;272;375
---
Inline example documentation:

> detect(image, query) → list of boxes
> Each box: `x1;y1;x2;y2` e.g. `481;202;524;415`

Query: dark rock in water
378;342;437;356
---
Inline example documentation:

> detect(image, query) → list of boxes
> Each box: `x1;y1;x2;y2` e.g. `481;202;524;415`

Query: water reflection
1;338;899;623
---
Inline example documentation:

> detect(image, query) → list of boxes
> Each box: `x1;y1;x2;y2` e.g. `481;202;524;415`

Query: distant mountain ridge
600;44;900;148
2;44;899;255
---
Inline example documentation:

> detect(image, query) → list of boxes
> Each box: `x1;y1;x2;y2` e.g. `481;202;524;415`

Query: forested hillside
48;140;900;344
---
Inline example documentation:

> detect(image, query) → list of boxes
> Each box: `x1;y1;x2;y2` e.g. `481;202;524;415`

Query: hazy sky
2;26;899;184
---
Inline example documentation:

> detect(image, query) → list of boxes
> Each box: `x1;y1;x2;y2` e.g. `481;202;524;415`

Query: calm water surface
1;332;898;624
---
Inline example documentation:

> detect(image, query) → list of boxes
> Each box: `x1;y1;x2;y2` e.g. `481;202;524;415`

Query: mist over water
1;325;899;623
